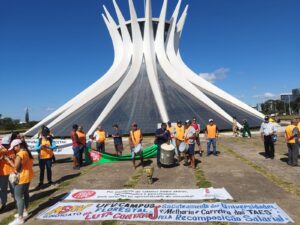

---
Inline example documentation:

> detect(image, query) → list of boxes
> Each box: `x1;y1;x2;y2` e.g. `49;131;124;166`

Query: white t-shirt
186;126;196;144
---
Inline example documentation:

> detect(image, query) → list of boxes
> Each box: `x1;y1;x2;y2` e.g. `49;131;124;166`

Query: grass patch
101;221;118;225
194;167;212;188
221;144;300;199
123;168;144;188
0;215;14;225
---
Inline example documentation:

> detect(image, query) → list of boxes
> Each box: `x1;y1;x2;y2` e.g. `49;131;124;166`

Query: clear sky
1;0;299;121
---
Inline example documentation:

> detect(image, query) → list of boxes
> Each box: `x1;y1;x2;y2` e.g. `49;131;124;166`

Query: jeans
264;135;275;158
287;143;299;166
207;138;217;155
0;175;9;206
96;142;105;153
157;145;161;166
14;183;30;217
79;145;85;165
72;146;81;166
39;158;52;183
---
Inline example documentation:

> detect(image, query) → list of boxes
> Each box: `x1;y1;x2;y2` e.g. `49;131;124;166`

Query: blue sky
0;0;299;121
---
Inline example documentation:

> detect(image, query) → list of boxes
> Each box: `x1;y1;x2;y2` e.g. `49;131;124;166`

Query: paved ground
1;134;299;225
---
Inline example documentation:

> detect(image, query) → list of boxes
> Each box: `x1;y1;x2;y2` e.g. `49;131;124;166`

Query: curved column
169;6;264;120
88;0;144;135
143;0;169;122
156;0;235;125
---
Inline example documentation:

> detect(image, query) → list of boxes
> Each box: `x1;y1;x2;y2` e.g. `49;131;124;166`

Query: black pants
39;158;52;183
157;145;161;167
264;135;274;158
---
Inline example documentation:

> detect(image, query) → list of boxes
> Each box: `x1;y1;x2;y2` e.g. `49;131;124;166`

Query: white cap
1;135;11;145
8;139;22;151
209;119;214;122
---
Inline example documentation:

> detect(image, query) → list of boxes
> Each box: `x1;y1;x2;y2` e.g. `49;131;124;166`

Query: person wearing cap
167;121;177;155
112;124;123;156
70;124;81;170
93;126;106;153
175;120;185;161
232;116;239;137
155;123;170;168
269;114;276;123
35;127;57;188
129;123;143;169
76;126;86;166
205;119;219;156
242;119;251;138
191;117;203;156
8;139;34;225
260;116;277;159
0;135;16;212
184;120;196;168
285;119;299;166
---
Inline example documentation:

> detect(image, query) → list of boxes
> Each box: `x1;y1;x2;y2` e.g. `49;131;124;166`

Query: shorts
187;144;195;155
131;148;142;159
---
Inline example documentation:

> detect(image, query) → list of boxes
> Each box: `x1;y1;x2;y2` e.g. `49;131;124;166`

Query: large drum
178;142;188;153
160;143;175;165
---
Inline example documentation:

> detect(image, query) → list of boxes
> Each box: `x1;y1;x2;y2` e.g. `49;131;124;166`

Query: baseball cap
209;119;214;122
177;120;182;124
9;139;22;151
185;120;191;124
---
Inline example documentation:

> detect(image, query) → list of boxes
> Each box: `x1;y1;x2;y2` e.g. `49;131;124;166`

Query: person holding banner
93;126;106;153
35;128;57;188
155;123;170;168
129;123;143;169
8;139;33;225
175;120;185;162
76;126;86;166
184;120;196;169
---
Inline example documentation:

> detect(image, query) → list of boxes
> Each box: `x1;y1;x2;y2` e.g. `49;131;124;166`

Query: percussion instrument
178;142;188;153
160;143;175;165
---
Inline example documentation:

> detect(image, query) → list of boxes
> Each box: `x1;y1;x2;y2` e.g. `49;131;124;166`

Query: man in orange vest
93;126;106;153
77;126;86;166
285;119;299;166
205;119;219;156
129;123;143;169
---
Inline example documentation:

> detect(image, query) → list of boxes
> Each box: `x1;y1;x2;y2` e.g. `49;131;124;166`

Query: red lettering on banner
72;191;96;200
149;206;160;220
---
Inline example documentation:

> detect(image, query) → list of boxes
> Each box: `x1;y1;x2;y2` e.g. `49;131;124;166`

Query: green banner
85;145;158;165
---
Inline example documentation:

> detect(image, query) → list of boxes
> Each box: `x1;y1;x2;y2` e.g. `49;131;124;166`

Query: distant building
280;93;292;104
292;88;300;101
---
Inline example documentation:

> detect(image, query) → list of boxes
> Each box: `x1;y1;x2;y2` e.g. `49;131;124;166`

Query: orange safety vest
40;139;54;159
0;150;15;176
206;124;217;139
17;150;34;184
130;129;141;146
285;125;297;144
95;131;106;143
298;122;300;138
184;126;195;144
167;126;176;139
175;126;185;141
76;131;86;145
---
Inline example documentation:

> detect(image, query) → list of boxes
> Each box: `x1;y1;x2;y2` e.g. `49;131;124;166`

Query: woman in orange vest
0;136;16;212
285;119;299;166
8;139;34;225
129;123;143;169
35;128;57;188
205;119;219;156
77;126;86;166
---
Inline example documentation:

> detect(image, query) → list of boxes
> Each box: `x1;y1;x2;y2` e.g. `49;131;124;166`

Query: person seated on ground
35;127;57;188
112;124;123;156
184;120;196;169
93;126;106;153
205;119;219;156
76;126;86;166
155;123;170;168
8;139;34;225
129;123;143;169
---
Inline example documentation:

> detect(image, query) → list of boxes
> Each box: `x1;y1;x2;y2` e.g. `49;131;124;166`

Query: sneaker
8;218;24;225
35;183;44;189
14;211;28;218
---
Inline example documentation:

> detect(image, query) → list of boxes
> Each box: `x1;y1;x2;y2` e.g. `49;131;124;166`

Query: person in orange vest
205;119;219;156
77;126;86;166
93;126;106;153
8;139;34;225
285;119;299;166
184;120;196;169
297;117;300;138
0;135;15;212
70;124;81;170
35;127;57;188
175;120;185;161
129;123;143;169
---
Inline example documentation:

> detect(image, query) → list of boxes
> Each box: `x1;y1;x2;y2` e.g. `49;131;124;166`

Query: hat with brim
8;139;22;151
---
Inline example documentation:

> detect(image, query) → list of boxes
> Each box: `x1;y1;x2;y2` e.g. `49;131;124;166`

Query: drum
133;144;142;153
178;142;188;153
160;143;175;165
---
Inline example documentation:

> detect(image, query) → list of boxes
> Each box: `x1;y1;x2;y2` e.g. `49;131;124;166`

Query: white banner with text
37;202;293;223
26;139;73;155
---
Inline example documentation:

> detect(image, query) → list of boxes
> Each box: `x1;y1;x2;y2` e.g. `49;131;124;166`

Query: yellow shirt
285;125;297;144
298;122;300;138
175;126;185;141
130;129;142;146
95;131;106;143
17;150;34;184
40;139;54;159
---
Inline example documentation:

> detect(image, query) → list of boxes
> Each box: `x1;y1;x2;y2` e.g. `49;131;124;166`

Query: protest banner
65;188;233;201
26;139;73;155
37;202;294;223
